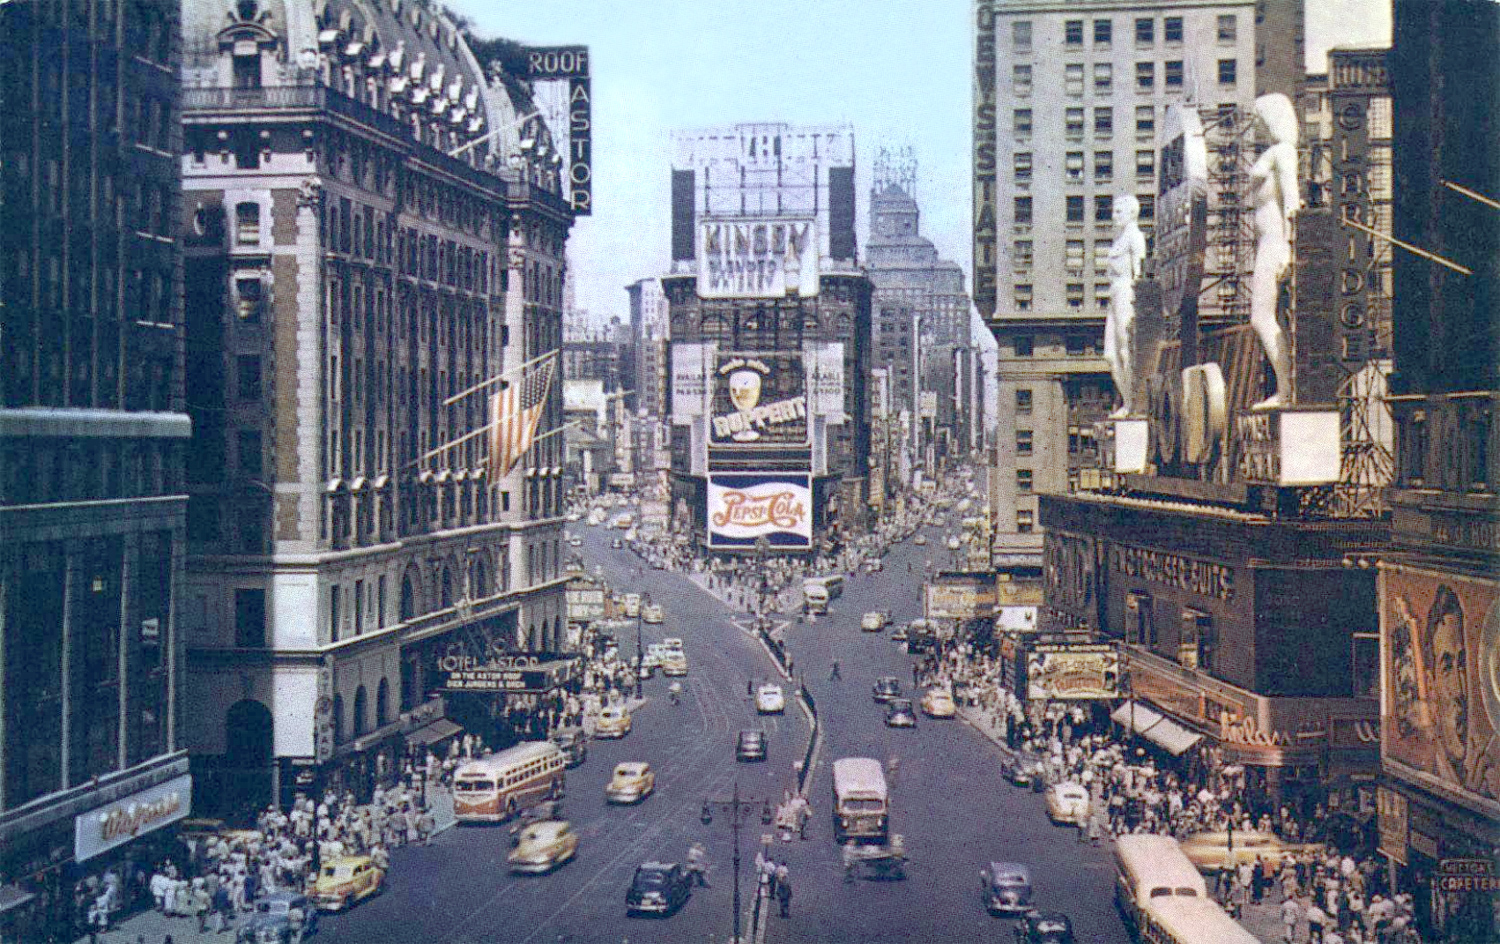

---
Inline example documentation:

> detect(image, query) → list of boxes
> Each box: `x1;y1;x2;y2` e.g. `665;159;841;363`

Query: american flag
489;353;556;478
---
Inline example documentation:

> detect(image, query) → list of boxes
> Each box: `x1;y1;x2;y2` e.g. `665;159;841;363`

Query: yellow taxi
311;855;384;911
1178;830;1323;875
605;762;656;804
596;705;632;739
507;820;579;874
920;687;957;718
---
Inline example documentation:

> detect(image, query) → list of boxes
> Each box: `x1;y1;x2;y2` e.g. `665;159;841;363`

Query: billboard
523;47;592;215
710;353;807;446
806;341;846;418
1382;564;1500;815
697;217;819;298
925;572;998;620
707;473;812;548
670;342;711;423
1026;643;1121;701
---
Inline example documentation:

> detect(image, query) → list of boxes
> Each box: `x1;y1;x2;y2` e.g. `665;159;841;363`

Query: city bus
802;575;845;614
831;757;888;842
1114;834;1249;944
1137;895;1262;944
452;742;566;824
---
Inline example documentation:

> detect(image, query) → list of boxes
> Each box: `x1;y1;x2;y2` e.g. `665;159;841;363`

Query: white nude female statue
1248;93;1301;409
1105;194;1147;418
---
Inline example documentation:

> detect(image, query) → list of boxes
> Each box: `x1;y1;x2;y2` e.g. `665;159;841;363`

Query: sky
453;0;1392;331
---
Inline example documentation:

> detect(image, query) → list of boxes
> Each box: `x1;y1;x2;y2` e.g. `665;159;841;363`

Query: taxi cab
920;688;957;718
606;762;656;804
596;705;633;739
660;651;689;677
1044;782;1091;825
311;855;384;911
507;820;579;873
642;604;665;624
860;611;888;632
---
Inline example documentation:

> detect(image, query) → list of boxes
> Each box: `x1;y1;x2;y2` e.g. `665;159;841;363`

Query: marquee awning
1111;701;1204;756
405;718;462;748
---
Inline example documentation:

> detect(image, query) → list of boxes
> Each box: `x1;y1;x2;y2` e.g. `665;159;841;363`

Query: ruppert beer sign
707;473;812;549
710;353;807;446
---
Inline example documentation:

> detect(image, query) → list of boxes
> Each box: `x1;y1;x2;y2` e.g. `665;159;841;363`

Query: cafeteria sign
440;655;576;693
1437;860;1500;895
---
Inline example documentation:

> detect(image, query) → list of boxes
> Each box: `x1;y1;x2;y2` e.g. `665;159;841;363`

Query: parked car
1178;830;1323;875
311;855;384;911
872;677;902;704
1044;783;1091;826
735;730;768;762
660;652;689;677
642;604;665;624
551;727;588;768
596;706;632;739
980;862;1033;915
1013;909;1075;944
755;684;785;714
885;698;917;728
236;892;317;943
920;688;957;718
626;862;693;916
568;535;583;547
508;820;579;874
605;762;656;804
860;611;889;632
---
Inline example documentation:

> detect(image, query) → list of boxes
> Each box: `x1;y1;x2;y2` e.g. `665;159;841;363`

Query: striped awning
1111;702;1203;756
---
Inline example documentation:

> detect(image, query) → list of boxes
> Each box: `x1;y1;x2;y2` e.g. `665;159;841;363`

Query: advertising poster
710;353;807;446
1026;643;1121;701
669;342;711;422
924;572;998;620
1382;564;1500;816
697;217;819;298
707;473;812;548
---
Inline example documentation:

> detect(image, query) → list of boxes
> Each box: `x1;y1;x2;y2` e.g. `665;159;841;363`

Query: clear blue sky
452;0;1390;328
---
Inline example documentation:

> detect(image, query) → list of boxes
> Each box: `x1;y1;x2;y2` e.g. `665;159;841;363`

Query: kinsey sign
697;218;819;298
75;774;191;862
707;473;812;548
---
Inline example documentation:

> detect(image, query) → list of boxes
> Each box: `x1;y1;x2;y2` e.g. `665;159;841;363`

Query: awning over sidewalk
405;718;463;748
1111;701;1203;756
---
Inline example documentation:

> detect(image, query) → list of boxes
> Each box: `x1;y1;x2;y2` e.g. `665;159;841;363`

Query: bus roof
1148;896;1262;944
455;741;562;776
832;758;887;796
1114;835;1207;898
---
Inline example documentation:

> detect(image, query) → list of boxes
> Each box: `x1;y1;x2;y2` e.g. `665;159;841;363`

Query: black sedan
735;730;767;762
625;862;692;916
872;676;902;704
1014;910;1074;944
885;698;917;728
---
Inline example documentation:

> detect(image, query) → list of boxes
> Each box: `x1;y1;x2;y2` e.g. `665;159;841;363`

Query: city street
317;522;1132;944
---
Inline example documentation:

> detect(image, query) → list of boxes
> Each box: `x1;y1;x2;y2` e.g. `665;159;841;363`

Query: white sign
697;218;820;299
75;774;191;862
670;342;711;422
807;341;846;419
707;474;812;548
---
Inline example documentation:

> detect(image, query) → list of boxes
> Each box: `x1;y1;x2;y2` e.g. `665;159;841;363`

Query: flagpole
403;422;496;469
442;349;559;407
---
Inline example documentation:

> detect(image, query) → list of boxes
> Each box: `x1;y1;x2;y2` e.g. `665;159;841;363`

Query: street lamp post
701;782;774;944
634;592;649;700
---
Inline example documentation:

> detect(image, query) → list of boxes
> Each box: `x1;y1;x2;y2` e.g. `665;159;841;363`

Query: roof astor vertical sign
524;46;591;215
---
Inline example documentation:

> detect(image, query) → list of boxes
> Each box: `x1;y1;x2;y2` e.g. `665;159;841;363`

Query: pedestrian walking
829;661;841;681
1282;895;1302;944
774;864;791;918
1307;900;1329;944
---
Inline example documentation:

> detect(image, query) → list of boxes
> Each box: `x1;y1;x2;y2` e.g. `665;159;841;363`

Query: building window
1014;196;1033;224
237;355;262;400
329;586;341;642
354;579;365;635
1136;62;1155;92
1094;63;1113;93
1014;152;1033;182
1014;335;1034;357
235;203;260;245
234;589;266;648
1164;16;1183;43
1017;469;1034;493
1095;194;1114;222
1064;20;1083;46
1138;194;1155;221
1013;286;1034;313
1218;59;1238;86
1352;632;1380;699
1016;509;1035;533
238;430;262;478
1013;21;1032;52
1066;334;1089;355
1016;429;1034;455
1066;108;1085;137
1166;60;1184;88
1135;17;1154;45
1066;284;1085;309
1066;240;1085;268
1066;151;1085;182
1095;151;1114;182
1015;389;1033;414
1065;64;1084;97
1093;18;1112;45
1013;109;1033;136
1217;14;1238;43
1013;240;1034;268
1126;591;1155;646
1136;106;1155;134
1066;195;1085;223
1404;410;1428;485
1180;609;1214;670
1136;150;1156;178
1468;410;1492;490
1094;107;1113;136
1013;64;1033;95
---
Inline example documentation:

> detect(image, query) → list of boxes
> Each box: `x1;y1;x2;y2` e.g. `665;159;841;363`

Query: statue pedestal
1106;419;1151;474
1233;407;1340;486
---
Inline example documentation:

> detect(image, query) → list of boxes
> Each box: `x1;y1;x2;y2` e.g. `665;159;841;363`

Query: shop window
234;588;265;648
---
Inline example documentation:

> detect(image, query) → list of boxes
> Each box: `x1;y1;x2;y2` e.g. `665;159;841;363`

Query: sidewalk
69;785;457;944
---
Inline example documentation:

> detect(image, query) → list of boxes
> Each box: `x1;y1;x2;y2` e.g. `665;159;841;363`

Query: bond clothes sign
1382;564;1500;816
710;354;807;446
697;218;819;298
1026;644;1121;701
707;473;812;548
523;47;592;215
925;572;998;620
75;773;191;862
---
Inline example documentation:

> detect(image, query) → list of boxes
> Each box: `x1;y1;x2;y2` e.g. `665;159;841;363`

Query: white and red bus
452;742;566;824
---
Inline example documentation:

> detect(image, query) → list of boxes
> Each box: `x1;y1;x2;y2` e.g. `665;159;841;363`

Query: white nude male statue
1249;93;1301;409
1105;194;1147;418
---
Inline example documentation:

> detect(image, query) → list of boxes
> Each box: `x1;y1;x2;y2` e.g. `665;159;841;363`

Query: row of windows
1009;15;1226;53
1013;102;1181;139
1012;60;1233;98
1014;150;1158;185
1012;194;1153;228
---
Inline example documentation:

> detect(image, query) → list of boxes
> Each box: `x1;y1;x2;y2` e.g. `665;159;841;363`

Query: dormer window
233;49;261;89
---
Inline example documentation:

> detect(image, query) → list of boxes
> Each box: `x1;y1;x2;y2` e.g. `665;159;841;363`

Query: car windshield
634;870;669;888
844;799;883;811
456;780;493;792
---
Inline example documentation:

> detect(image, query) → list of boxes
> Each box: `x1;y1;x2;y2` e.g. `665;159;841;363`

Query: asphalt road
319;519;1133;944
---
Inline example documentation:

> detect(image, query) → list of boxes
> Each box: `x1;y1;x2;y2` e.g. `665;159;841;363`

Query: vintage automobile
311;855;384;911
1044;782;1091;826
735;730;768;762
596;706;633;739
885;698;918;729
605;762;656;804
1178;830;1323;875
1013;909;1075;944
551;727;588;768
889;622;909;642
860;611;889;632
872;677;902;704
981;862;1033;915
642;604;665;624
1004;753;1045;789
660;652;689;677
625;862;693;916
920;688;957;719
507;820;579;874
913;534;928;546
755;684;785;715
236;892;318;943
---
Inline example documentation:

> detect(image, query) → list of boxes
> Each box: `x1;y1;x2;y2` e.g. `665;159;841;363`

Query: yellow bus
452;742;566;824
